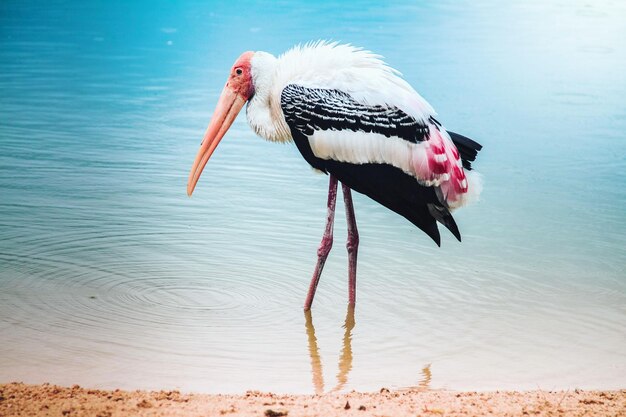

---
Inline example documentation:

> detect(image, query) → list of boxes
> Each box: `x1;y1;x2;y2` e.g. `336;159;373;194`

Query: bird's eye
236;68;243;75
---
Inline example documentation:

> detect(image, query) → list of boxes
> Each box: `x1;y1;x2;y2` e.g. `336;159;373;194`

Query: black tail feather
428;204;461;242
389;199;442;247
448;131;482;171
378;197;443;246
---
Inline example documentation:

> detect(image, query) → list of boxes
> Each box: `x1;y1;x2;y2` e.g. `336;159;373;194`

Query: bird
187;41;483;311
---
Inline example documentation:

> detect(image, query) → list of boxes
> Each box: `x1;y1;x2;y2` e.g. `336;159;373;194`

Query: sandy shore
1;383;625;417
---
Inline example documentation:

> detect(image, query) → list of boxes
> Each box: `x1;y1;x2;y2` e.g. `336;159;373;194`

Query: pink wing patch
411;125;468;206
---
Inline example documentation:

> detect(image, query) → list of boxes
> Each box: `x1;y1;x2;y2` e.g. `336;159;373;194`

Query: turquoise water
1;0;625;393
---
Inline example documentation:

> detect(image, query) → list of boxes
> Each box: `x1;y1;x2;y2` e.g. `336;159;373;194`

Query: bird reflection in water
304;309;325;394
304;305;355;394
305;306;432;393
335;305;355;391
419;363;432;390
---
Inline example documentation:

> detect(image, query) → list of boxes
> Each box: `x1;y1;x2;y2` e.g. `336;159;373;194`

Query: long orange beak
187;86;247;196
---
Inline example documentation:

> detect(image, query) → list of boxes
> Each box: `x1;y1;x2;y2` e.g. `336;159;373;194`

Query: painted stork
187;42;483;311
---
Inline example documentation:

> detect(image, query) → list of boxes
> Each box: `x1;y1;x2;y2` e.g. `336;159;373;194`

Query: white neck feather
247;52;292;143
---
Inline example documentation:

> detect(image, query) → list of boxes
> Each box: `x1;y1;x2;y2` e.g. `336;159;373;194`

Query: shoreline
1;383;624;416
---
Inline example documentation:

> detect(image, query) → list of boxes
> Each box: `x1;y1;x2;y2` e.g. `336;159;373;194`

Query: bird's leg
342;183;359;307
304;175;338;311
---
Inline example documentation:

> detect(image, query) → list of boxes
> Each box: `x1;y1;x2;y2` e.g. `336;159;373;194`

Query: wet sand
1;383;624;417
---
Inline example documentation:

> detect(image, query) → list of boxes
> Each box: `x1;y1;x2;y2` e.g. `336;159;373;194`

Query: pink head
187;51;255;196
226;51;255;99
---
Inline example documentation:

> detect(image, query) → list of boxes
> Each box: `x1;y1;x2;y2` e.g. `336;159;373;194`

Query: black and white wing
280;84;483;245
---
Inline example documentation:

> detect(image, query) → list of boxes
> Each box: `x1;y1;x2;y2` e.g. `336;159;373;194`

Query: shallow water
1;0;625;393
